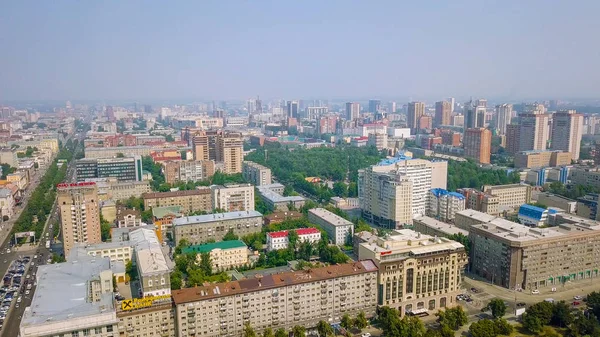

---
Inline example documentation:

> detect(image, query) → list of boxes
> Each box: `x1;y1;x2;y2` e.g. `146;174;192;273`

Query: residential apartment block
58;182;102;257
242;161;272;186
256;183;306;212
481;184;532;209
570;167;600;189
143;188;212;214
356;229;468;316
514;150;572;169
216;132;243;174
211;183;255;212
163;160;216;184
537;193;577;213
427;188;466;222
85;145;154;159
307;208;353;246
266;227;322;251
171;261;378;337
173;210;263;246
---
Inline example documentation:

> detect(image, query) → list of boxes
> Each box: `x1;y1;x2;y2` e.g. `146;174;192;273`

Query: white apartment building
211;183;255;212
242;161;273;186
171;261;379;337
182;240;249;271
307;208;353;246
427;188;466;222
266;227;322;251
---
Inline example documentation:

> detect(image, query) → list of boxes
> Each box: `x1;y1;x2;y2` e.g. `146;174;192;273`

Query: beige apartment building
143;188;213;214
108;180;152;201
172;210;263;246
85;146;154;159
117;301;176;337
356;229;468;317
216;132;243;174
537;193;577;213
182;240;249;271
171;261;378;337
242;161;272;186
58;182;102;257
211;183;255;212
514;150;572;169
482;184;532;208
457;209;600;289
163;160;216;184
413;216;469;239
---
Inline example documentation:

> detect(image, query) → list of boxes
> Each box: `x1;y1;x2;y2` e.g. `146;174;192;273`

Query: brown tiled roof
142;188;210;199
172;260;378;305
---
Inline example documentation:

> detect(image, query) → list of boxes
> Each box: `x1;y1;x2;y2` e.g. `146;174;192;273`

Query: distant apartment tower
464;128;492;164
57;182;101;256
464;101;478;129
495;104;513;135
368;99;381;113
286;100;299;118
211;184;255;212
434;101;452;127
367;133;388;150
407;102;425;134
216;132;243;174
306;106;328;120
388;101;397;113
519;113;550;151
505;124;520;155
551;110;583;160
345;102;360;120
242;161;272;186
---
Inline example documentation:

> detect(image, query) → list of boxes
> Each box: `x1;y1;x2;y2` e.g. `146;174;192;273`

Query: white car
574;295;583;300
17;296;22;303
362;334;371;337
25;290;30;295
531;289;540;294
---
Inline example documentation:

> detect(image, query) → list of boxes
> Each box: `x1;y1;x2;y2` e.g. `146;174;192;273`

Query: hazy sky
1;1;599;102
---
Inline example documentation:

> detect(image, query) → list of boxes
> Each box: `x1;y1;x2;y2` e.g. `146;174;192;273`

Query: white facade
211;183;255;212
266;228;322;251
427;189;466;222
307;208;353;246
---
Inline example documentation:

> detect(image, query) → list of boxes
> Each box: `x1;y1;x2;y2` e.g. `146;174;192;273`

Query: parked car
531;289;540;294
573;301;581;306
517;302;527;307
574;295;583;300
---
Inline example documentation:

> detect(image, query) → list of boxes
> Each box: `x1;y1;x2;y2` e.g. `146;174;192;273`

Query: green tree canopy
486;298;507;319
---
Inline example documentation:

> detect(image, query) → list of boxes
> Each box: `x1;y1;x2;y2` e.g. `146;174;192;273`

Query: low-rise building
357;229;468;316
537;193;577;213
107;179;152;201
211;183;255;212
242;161;272;186
263;211;303;226
0;188;15;220
576;193;600;221
517;204;549;227
182;240;249;271
7;171;28;190
427;188;465;222
129;228;172;297
257;183;306;211
482;184;532;209
570;167;600;189
115;206;143;228
171;261;378;336
152;206;182;242
143;188;212;214
413;216;469;238
307;208;354;246
266;228;322;251
173;210;263;246
514;150;572;169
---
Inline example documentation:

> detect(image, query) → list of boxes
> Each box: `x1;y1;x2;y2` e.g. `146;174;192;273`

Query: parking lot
0;255;36;331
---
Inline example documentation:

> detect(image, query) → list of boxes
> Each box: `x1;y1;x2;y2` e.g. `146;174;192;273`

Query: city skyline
2;1;600;101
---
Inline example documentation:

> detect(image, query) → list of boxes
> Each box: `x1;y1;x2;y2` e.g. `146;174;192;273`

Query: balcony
272;298;279;303
188;317;196;323
321;283;327;288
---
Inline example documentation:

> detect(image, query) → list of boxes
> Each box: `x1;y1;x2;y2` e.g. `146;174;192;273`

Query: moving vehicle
45;240;50;249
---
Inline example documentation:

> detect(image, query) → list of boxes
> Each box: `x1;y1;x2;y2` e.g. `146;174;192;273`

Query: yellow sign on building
121;294;171;311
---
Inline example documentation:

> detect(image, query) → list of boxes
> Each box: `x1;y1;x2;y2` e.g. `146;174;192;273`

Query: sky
1;1;600;102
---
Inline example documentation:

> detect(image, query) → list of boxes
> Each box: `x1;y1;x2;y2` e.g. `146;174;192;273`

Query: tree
341;314;352;330
448;233;470;255
223;229;239;241
274;328;287;337
526;301;554;325
170;270;183;290
354;219;373;233
116;152;125;158
333;181;348;197
291;325;306;337
288;230;300;251
354;311;368;330
587;291;600;319
486;298;507;319
262;328;274;337
317;320;334;337
551;301;573;327
297;241;314;261
199;252;212;276
522;313;543;334
243;323;257;337
468;319;496;337
494;318;513;335
125;261;138;281
436;306;468;330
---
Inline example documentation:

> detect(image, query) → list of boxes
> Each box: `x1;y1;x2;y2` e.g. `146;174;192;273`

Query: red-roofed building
266;227;321;251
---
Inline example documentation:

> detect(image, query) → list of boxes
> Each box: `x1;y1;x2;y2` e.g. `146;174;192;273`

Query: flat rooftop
143;188;211;199
257;186;305;203
413;216;469;236
308;208;353;227
172;260;378;305
172;210;263;226
359;229;465;258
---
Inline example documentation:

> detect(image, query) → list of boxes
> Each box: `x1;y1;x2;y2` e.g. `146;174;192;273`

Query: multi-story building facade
427;188;466;222
211;183;255;212
407;102;425;134
84;146;154;159
143;188;212;214
216;132;243;174
308;208;354;246
266;227;322;251
461;209;600;289
551;109;583;160
163;160;215;184
434;101;452;127
242;161;272;186
514;150;572;169
357;229;467;316
495;104;513;135
182;240;249;271
58;182;102;256
482;184;532;209
0;188;15;220
172;210;263;246
440;130;461;147
130;228;172;297
519;113;550;151
537;193;577;213
456;188;500;215
76;155;143;182
171;261;378;337
570;167;600;189
576;193;600;221
345;102;360;120
0;147;17;167
115;206;142;228
116;301;176;337
367;133;388;150
505;124;520;155
256;183;306;211
412;216;469;238
108;180;151;201
463;128;491;164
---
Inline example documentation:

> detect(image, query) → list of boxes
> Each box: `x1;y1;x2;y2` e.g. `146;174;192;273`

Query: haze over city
2;0;600;102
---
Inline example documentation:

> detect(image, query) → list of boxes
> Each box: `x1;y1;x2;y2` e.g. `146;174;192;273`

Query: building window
148;280;153;287
107;325;114;332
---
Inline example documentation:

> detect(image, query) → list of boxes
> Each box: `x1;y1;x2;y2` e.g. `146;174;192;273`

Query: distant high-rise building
464;128;492;164
407;101;425;134
387;101;397;114
306;107;328;121
144;105;152;113
464;101;477;129
551;110;583;160
495;104;513;135
519;113;550;151
434;101;452;127
418;115;433;131
247;99;256;115
368;99;381;113
447;97;455;114
216;132;243;174
345;102;360;120
476;106;486;128
105;105;115;120
286;101;299;119
58;182;101;256
475;99;488;108
505;124;520;155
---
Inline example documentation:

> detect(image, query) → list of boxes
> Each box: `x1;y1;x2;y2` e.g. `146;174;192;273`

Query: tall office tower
447;97;455;113
345;102;360;120
105;105;115;120
368;99;381;113
407;101;425;134
192;133;209;161
216;132;243;174
434;101;452;127
286;101;299;118
495;104;513;135
255;96;262;114
464;101;477;129
58;182;101;256
388;101;397;113
519;113;550;151
505;124;520;155
247;99;256;115
475;98;488;108
476;106;486;128
464;128;492;164
551;110;584;160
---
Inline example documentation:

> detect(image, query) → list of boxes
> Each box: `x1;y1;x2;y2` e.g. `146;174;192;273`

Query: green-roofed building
182;240;249;271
